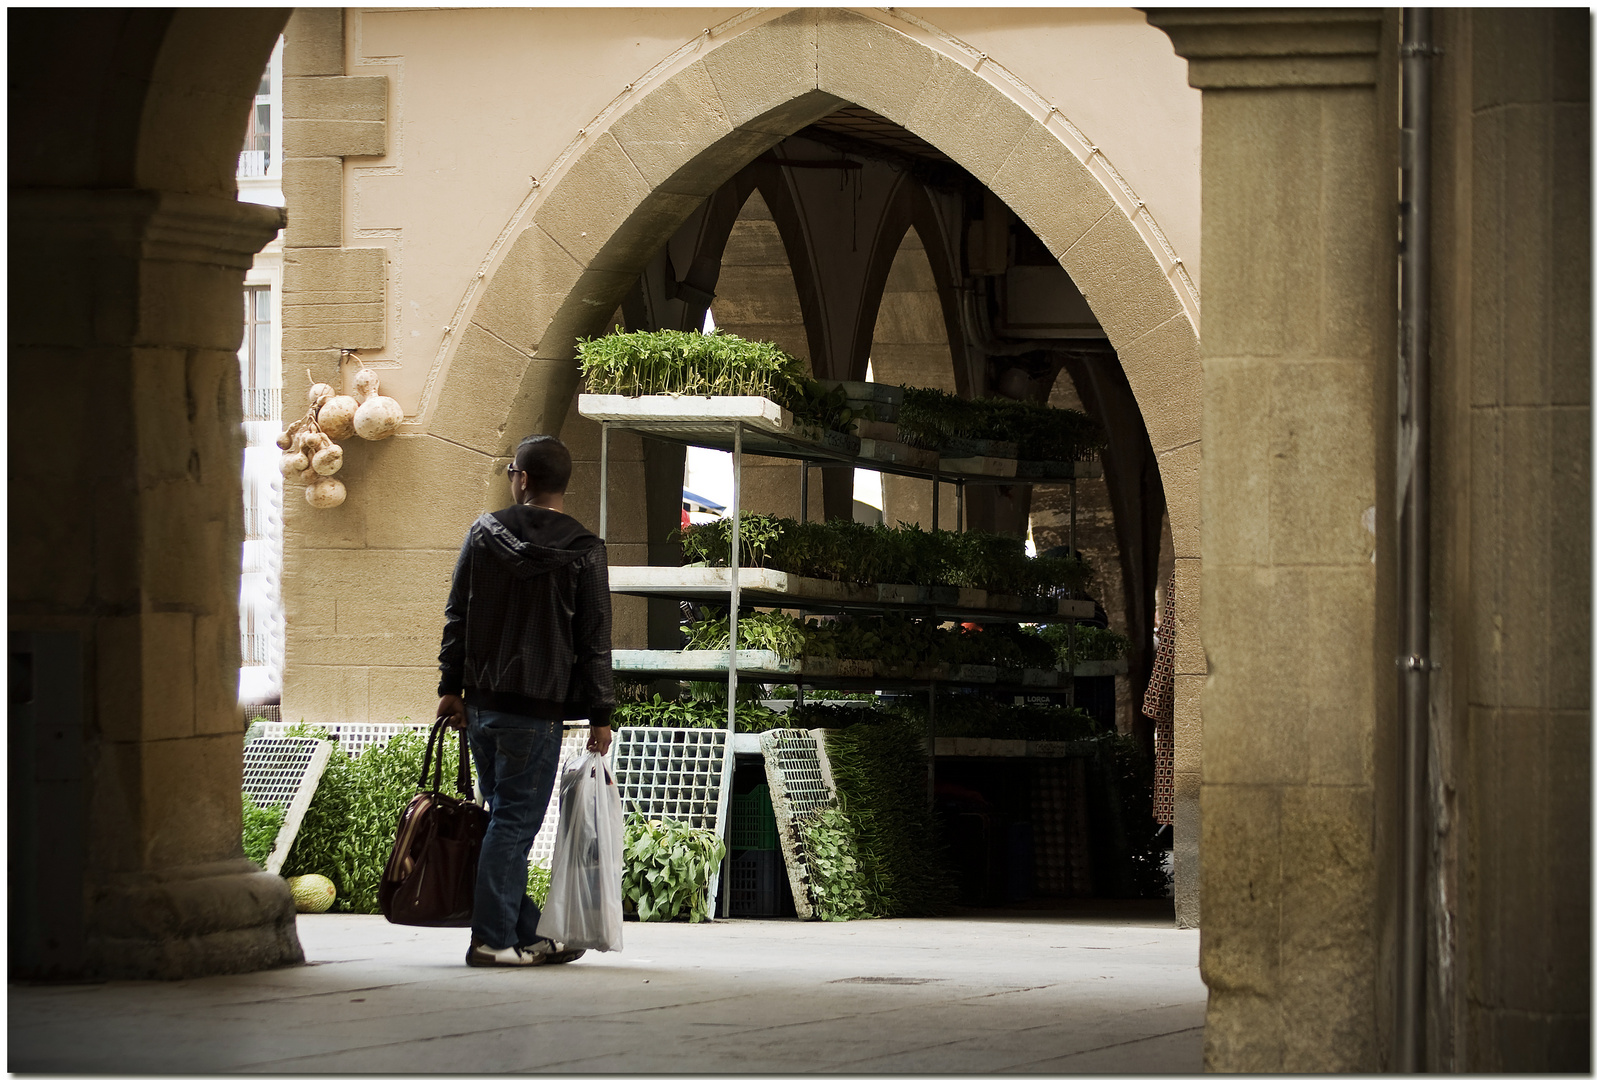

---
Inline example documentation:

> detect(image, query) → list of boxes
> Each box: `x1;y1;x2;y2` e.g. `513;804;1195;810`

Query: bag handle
419;715;474;798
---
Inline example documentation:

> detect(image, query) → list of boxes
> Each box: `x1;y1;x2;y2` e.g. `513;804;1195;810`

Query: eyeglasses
505;465;522;475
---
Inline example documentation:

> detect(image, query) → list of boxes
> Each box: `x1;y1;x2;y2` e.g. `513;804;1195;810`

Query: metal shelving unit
582;390;1101;917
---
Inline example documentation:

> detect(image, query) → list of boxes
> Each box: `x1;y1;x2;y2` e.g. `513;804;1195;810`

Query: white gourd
275;430;294;451
352;370;403;441
311;442;344;476
308;382;334;409
317;395;358;441
280;450;309;476
305;476;346;508
352;368;380;404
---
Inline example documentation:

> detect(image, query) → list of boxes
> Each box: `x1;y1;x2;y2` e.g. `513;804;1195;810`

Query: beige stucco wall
329;7;1200;421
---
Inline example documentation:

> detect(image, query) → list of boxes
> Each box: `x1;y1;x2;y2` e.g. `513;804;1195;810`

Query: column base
87;860;303;980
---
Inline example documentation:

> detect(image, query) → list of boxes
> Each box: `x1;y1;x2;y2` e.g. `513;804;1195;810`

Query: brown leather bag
378;716;490;927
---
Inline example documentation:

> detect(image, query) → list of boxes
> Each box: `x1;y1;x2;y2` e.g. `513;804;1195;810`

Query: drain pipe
1396;8;1435;1073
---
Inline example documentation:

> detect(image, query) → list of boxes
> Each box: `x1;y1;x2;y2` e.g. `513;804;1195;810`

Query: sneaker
466;938;548;967
525;937;585;965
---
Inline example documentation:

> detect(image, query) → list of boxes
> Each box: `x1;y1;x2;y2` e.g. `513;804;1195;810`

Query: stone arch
431;6;1203;920
435;8;1198;550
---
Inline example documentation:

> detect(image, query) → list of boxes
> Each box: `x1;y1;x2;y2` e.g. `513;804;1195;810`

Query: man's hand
587;723;612;755
437;694;467;731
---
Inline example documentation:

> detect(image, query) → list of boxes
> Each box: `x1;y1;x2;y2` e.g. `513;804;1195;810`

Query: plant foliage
681;515;1093;598
622;816;726;922
281;723;461;913
242;791;286;867
798;804;876;921
576;329;863;432
612;694;791;734
896;387;1107;461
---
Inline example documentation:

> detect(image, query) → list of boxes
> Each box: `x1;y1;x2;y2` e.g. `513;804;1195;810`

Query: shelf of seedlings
604;565;1095;621
579;393;1104;486
579;330;1113;918
610;648;1079;690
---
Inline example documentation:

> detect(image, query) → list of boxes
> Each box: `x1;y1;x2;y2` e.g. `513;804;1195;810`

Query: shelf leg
931;476;940;534
799;458;808;524
957;480;965;534
599;422;610;542
709;420;742;922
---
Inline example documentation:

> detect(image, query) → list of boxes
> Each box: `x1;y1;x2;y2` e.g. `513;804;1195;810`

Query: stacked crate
728;784;782;916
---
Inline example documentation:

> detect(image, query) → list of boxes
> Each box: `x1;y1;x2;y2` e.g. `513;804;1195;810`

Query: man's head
510;434;572;506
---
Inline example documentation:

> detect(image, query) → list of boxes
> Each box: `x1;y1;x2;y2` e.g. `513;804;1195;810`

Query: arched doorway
424;7;1202;921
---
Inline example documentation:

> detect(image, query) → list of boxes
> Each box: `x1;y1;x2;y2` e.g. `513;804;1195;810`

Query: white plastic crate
758;728;838;920
610;726;728;831
244;721;431;760
242;737;333;876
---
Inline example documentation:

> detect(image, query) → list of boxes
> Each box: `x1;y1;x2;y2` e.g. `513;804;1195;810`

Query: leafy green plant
1035;623;1131;666
798;804;876;921
242;791;286;867
809;712;956;917
576;329;858;433
896;386;1106;461
613;694;789;733
684;607;805;659
622;816;726;922
281;724;460;913
679;515;1093;598
526;861;552;906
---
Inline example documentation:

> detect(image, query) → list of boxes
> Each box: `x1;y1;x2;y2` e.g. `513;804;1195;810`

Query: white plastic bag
536;751;624;952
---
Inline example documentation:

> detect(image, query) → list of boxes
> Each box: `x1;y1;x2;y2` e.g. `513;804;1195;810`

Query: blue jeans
466;705;564;950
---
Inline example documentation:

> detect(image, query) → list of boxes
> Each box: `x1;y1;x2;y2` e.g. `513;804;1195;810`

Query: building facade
6;8;1588;1072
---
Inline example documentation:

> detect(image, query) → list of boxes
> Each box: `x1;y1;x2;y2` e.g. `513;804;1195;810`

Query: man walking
436;434;614;967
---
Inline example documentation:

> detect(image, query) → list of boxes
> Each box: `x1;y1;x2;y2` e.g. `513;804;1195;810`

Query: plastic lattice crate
758;728;837;920
728;848;784;917
730;784;779;851
610;726;728;833
241;736;334;876
245;721;430;760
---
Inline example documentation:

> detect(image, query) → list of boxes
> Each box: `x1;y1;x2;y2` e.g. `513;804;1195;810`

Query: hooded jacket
437;504;614;726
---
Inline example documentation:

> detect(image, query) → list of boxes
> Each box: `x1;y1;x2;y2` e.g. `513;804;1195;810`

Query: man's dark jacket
437;504;614;725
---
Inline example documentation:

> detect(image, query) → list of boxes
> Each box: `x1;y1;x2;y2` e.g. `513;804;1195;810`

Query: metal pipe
598;422;609;541
728;422;742;734
1396;8;1435;1071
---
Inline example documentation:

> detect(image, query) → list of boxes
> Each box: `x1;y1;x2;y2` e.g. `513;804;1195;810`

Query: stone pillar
10;189;302;978
1147;9;1398;1071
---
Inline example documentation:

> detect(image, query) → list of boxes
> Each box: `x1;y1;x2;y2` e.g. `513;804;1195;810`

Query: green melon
287;873;337;913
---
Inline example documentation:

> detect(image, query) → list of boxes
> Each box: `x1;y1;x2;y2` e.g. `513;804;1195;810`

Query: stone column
10;189;302;978
1146;9;1398;1071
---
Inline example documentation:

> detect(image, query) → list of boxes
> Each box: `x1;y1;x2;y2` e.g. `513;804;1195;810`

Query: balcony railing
242;632;271;667
243;387;280;421
237;149;271;178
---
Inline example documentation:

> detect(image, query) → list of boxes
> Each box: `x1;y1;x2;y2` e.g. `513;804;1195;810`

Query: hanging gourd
305;474;347;508
352;365;403;441
316;391;359;441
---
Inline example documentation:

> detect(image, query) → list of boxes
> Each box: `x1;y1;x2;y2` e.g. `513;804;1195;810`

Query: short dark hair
514;435;572;495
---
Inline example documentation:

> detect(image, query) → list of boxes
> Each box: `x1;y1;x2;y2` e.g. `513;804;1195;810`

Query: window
241;285;277;420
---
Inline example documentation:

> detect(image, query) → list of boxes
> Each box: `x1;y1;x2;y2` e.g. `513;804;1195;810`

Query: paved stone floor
10;902;1204;1074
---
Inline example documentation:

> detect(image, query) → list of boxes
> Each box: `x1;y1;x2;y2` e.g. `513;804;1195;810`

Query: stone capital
1143;8;1385;90
10;189;284;350
9;188;285;271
